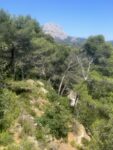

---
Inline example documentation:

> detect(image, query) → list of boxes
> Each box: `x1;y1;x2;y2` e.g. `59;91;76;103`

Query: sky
0;0;113;40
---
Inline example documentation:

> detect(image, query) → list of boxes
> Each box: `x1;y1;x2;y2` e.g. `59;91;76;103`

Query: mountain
43;23;68;40
109;40;113;45
58;36;86;46
42;23;86;46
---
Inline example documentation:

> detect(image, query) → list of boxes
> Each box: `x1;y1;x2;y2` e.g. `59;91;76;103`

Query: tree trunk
10;45;16;79
21;66;24;80
58;75;65;95
60;84;67;96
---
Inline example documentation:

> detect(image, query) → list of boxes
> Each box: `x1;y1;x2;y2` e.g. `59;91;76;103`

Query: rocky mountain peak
42;23;68;40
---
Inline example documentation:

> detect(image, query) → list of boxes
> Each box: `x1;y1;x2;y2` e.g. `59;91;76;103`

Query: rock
43;23;68;40
26;79;35;86
67;90;79;107
48;142;59;150
40;87;48;94
68;121;91;147
59;143;76;150
36;81;44;86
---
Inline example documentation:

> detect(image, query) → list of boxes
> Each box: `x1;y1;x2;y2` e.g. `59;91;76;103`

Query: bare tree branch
76;55;93;81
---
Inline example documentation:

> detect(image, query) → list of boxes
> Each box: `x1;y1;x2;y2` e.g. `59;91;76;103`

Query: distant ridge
42;23;86;46
108;40;113;45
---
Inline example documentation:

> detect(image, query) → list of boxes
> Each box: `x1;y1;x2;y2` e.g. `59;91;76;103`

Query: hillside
0;79;90;150
1;10;113;150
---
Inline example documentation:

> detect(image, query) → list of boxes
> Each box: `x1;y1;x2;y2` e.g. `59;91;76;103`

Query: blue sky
0;0;113;40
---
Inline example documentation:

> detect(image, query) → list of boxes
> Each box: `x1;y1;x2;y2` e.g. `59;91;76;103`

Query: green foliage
86;118;113;150
6;139;38;150
74;78;113;149
20;139;36;150
84;35;105;58
0;9;55;80
37;91;72;139
74;81;113;128
1;9;113;150
70;140;76;147
35;129;45;140
47;89;60;102
6;144;20;150
0;131;13;146
84;35;113;76
0;89;19;130
18;115;35;136
88;79;113;99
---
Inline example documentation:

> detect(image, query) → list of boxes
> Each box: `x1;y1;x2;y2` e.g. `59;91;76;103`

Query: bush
18;114;35;136
7;140;38;150
37;103;71;139
0;89;19;130
6;144;19;150
47;89;59;102
35;129;44;140
87;79;113;99
0;132;13;146
20;139;38;150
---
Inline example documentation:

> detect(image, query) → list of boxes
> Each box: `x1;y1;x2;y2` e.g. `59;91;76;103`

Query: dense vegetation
1;9;113;149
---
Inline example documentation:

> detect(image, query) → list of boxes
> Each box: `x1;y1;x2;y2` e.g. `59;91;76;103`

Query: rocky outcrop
67;90;79;107
43;23;68;40
68;121;91;148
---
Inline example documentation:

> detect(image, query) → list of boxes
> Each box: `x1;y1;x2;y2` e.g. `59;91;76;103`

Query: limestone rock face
68;121;91;147
59;143;76;150
42;23;86;46
67;90;79;107
43;23;68;40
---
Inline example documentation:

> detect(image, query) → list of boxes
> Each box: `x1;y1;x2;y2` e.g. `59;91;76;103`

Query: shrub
6;144;19;150
0;132;13;146
0;89;19;130
37;103;71;139
18;114;35;136
87;79;113;99
20;139;38;150
70;140;77;147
